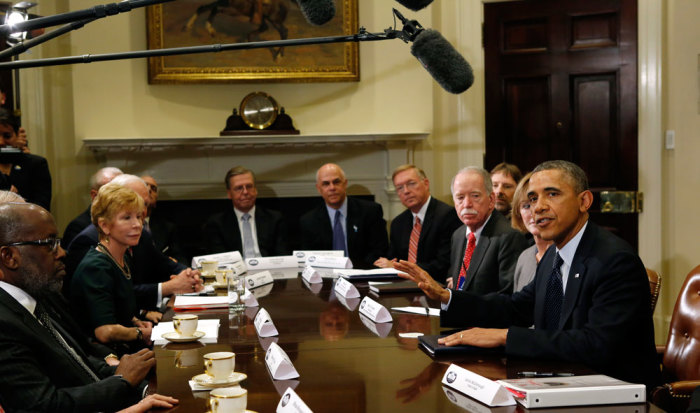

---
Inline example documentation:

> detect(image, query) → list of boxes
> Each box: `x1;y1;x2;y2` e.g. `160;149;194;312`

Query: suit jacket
0;288;142;412
148;210;187;263
3;153;52;210
204;206;289;256
61;205;91;250
65;225;186;309
442;222;661;389
299;197;388;269
449;212;528;294
388;197;461;280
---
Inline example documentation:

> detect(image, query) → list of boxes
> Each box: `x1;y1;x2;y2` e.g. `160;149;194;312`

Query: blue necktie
241;213;258;259
332;210;347;257
544;253;564;330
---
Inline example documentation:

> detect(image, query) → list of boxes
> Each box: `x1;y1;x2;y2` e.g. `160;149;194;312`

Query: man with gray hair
444;166;527;293
61;166;123;249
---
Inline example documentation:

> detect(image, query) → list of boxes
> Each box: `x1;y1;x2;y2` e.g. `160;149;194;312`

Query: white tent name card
334;277;360;298
245;271;274;289
358;296;392;323
359;314;393;338
266;342;300;380
254;308;279;337
277;387;312;413
224;260;247;276
306;255;352;269
441;364;515;407
246;256;298;270
241;288;259;307
191;251;243;268
301;266;323;284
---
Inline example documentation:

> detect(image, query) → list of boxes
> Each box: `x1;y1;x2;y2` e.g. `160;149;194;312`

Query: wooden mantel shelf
83;133;429;154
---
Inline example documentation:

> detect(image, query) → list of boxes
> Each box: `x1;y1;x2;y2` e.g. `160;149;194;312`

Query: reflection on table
152;277;663;413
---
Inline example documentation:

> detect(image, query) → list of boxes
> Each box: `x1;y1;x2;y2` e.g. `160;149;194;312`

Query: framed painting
146;0;359;84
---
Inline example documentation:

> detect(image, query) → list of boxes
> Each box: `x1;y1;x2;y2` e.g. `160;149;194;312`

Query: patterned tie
456;232;476;290
35;304;100;382
544;253;565;330
241;213;258;259
332;210;347;257
407;217;422;263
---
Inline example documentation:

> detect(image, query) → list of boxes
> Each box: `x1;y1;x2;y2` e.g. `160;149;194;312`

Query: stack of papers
333;268;405;281
173;295;230;311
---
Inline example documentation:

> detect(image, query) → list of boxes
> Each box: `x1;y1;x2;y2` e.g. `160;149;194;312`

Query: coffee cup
204;351;235;381
209;386;247;413
173;314;198;337
215;269;228;285
201;260;218;275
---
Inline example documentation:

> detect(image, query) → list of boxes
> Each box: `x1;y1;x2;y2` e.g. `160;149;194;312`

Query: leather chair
652;264;700;412
647;268;662;313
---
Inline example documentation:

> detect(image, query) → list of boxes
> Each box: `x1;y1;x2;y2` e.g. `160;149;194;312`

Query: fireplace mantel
83;133;429;219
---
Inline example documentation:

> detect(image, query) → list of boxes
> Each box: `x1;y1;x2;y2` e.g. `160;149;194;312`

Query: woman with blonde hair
71;182;152;353
511;172;554;292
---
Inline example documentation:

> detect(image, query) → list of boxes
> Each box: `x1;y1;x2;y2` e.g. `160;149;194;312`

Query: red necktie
457;232;476;290
407;217;422;263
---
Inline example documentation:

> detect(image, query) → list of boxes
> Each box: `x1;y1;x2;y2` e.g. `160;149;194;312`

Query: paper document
391;306;440;317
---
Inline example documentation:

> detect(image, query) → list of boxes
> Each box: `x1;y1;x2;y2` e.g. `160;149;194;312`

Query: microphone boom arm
0;28;399;70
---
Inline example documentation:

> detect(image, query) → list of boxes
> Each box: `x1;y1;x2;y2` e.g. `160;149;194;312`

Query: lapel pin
575;273;580;278
353;225;358;232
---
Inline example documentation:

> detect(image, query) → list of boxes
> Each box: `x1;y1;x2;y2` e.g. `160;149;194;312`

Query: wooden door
484;0;638;249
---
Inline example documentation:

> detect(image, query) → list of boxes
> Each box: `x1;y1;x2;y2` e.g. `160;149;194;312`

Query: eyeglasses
3;237;61;254
2;132;13;140
146;183;158;194
395;180;420;193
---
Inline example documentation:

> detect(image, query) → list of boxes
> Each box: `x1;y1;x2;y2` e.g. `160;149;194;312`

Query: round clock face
240;92;279;130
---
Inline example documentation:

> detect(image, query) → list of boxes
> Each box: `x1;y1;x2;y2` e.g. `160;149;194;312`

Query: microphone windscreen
411;29;474;94
395;0;434;11
298;0;336;26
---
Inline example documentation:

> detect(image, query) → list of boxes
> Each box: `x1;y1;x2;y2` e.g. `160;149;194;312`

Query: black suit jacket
388;197;461;280
442;222;661;389
299;197;388;269
204;206;289;256
148;210;187;263
449;211;528;294
0;288;142;412
65;225;186;309
2;153;52;210
61;205;91;249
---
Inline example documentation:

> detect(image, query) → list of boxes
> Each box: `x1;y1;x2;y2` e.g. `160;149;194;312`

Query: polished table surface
152;276;664;413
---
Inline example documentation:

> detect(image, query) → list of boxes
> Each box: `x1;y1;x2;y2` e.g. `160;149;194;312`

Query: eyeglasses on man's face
3;237;62;254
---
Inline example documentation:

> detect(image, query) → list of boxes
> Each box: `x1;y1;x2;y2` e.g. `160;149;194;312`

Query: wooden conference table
151;275;664;413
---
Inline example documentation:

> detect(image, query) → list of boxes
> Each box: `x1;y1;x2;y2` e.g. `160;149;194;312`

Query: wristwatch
135;327;143;341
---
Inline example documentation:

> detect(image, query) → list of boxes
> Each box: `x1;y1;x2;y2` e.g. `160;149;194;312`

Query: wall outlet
665;130;675;150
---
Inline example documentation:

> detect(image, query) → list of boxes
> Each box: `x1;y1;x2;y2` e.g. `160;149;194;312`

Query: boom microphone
393;9;474;94
394;0;434;11
297;0;336;26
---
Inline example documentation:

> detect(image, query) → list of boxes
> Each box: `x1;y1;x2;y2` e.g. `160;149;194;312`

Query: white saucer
205;410;256;413
200;272;216;278
211;281;228;289
193;372;247;388
161;331;206;343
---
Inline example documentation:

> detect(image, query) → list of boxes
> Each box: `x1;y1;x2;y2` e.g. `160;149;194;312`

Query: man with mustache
443;167;527;293
395;161;660;390
490;162;522;220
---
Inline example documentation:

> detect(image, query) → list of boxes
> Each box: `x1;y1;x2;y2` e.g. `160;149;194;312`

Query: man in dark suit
445;167;527;294
0;202;164;412
374;164;461;280
65;174;201;311
204;166;288;257
396;160;660;389
300;163;388;269
61;166;123;249
0;108;52;211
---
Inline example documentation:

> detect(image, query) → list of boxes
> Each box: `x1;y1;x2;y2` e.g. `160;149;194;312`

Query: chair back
647;268;662;312
662;264;700;381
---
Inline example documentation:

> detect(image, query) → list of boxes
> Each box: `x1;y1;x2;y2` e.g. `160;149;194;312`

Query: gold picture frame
146;0;359;84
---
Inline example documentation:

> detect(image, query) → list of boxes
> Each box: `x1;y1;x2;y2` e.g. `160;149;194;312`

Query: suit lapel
533;248;555;326
225;210;243;252
559;224;595;327
346;198;358;253
418;198;436;247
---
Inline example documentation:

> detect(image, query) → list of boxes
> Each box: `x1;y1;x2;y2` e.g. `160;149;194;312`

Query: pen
517;372;575;377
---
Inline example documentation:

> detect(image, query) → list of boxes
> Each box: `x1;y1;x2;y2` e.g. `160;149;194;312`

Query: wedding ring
460;334;463;339
191;285;196;291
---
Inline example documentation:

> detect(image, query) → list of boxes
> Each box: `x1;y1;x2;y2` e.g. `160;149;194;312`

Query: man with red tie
444;166;527;294
374;165;461;281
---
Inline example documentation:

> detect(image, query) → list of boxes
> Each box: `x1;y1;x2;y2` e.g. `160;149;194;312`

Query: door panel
484;0;638;248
